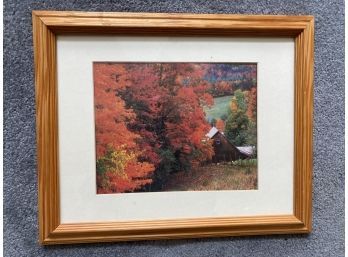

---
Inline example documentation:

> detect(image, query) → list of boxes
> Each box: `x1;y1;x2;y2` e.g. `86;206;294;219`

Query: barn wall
212;133;247;162
4;1;344;256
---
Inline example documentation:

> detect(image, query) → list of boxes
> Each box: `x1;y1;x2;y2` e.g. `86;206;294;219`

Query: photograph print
94;62;257;194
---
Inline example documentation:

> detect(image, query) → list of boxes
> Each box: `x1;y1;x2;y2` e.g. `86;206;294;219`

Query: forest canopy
94;63;257;194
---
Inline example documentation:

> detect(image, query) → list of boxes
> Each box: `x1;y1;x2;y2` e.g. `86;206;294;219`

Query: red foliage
215;81;233;96
119;63;215;170
94;63;154;193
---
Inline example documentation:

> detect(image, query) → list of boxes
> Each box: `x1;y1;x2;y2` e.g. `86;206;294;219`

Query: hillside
204;95;232;122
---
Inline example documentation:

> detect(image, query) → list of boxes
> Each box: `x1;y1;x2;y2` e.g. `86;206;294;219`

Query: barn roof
236;146;254;156
206;127;219;138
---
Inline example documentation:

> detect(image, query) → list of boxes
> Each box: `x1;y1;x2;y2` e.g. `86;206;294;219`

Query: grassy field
204;95;233;122
162;163;257;191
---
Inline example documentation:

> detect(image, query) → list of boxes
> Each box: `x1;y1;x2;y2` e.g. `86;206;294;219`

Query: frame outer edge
32;11;314;244
32;12;60;244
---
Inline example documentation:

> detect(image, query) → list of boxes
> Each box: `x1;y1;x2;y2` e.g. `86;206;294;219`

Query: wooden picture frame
32;11;314;245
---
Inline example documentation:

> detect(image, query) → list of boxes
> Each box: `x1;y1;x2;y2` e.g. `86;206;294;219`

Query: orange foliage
94;63;154;193
246;87;257;121
94;62;255;193
230;100;238;112
102;160;155;193
164;87;214;166
120;63;215;170
216;119;225;132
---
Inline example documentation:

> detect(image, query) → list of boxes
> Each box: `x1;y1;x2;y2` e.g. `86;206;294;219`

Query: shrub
231;158;257;167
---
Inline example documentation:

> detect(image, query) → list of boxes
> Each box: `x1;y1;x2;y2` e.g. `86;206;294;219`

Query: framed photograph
32;11;314;244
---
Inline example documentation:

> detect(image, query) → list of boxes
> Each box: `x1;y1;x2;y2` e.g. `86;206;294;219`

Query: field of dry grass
162;163;257;191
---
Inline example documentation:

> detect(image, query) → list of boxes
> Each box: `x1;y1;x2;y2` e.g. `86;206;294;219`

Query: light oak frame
32;11;314;245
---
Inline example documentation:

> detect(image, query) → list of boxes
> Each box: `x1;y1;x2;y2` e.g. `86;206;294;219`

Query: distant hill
204;64;257;97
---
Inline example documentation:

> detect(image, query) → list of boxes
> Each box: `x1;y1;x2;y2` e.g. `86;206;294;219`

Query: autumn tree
246;87;257;121
94;63;154;193
117;63;214;188
215;118;225;132
245;87;257;150
94;62;256;192
164;86;214;170
214;81;233;96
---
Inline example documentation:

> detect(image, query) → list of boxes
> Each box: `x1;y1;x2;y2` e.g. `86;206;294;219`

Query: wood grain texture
32;11;314;245
33;11;312;36
293;18;314;231
32;13;60;244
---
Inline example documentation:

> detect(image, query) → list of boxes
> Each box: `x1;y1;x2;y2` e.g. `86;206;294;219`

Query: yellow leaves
103;147;136;177
230;100;238;112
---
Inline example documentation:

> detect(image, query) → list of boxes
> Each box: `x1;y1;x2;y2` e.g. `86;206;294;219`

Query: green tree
224;89;250;146
220;113;228;121
225;110;250;146
246;120;257;157
210;118;217;127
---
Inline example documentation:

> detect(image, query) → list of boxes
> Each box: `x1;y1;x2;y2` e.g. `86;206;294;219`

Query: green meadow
204;95;233;122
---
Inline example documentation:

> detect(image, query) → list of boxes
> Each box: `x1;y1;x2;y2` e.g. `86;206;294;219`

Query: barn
206;127;253;163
